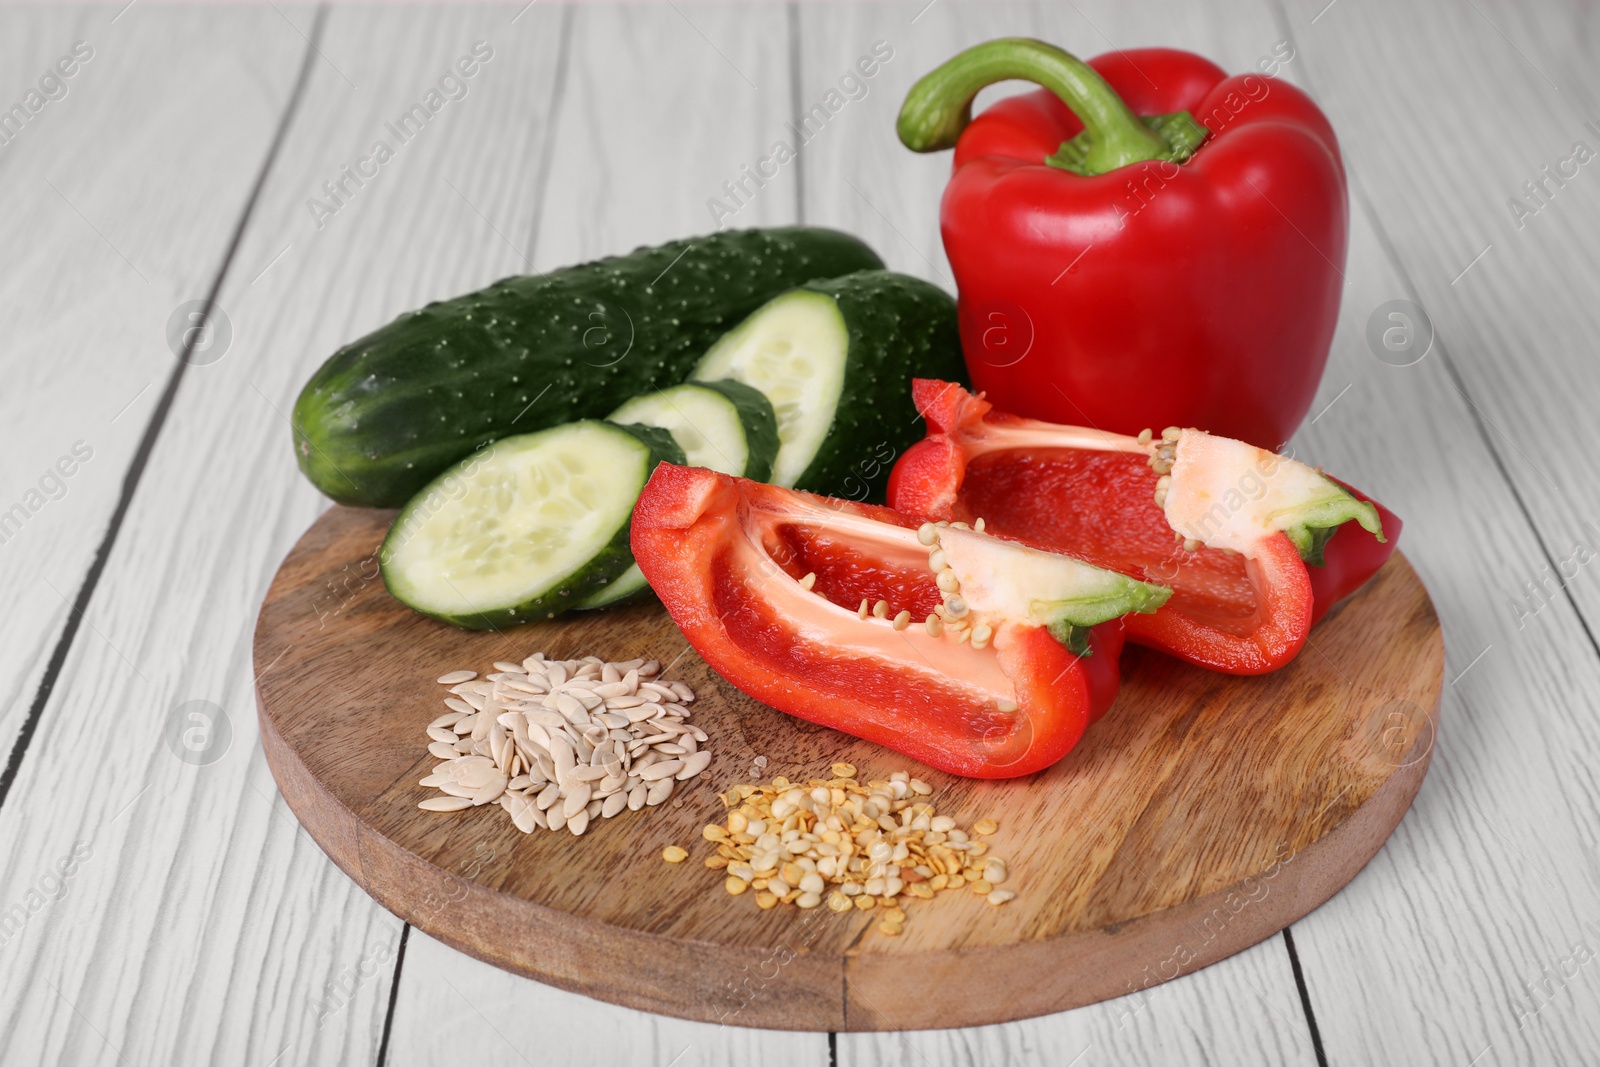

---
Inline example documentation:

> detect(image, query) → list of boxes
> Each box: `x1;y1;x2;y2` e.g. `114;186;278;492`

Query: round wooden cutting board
254;505;1442;1032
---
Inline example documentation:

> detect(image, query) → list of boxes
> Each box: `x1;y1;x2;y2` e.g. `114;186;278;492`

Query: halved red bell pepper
888;381;1400;675
631;462;1171;778
1309;479;1398;626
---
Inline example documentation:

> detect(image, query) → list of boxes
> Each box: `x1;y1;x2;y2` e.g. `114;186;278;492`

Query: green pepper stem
897;37;1171;175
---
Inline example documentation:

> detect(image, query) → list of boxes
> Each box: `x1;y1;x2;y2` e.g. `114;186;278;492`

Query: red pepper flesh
898;39;1348;450
889;381;1398;676
631;462;1134;778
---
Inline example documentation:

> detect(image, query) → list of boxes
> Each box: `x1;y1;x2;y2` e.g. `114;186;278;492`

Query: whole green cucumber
293;227;884;506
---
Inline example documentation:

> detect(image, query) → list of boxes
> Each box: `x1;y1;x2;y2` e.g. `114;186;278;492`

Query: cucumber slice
606;380;779;482
578;381;781;611
381;421;682;629
693;289;847;488
692;270;964;498
570;565;651;611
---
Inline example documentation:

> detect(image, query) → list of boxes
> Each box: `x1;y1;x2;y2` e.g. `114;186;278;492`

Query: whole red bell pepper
897;39;1348;450
888;381;1399;675
631;462;1172;778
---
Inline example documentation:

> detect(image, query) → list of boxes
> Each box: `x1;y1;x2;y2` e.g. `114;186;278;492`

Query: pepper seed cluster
911;519;1013;671
1143;426;1181;505
666;765;1015;936
1142;427;1202;550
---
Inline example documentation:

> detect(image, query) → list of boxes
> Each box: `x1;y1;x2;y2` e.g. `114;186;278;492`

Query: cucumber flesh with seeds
577;381;781;610
381;421;682;629
606;379;779;482
693;290;847;488
691;270;964;500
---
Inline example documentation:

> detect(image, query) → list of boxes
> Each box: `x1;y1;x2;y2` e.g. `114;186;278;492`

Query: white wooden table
2;2;1597;1063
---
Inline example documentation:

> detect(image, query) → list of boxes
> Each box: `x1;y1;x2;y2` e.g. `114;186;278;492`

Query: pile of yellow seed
663;764;1015;937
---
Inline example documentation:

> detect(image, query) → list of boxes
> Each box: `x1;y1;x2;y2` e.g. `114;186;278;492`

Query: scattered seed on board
679;767;1015;929
416;652;710;835
419;796;473;812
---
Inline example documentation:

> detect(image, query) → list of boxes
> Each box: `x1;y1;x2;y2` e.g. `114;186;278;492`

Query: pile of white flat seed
418;653;710;836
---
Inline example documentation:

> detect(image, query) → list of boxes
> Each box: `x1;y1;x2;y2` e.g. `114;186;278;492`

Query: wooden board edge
837;645;1443;1031
251;552;850;1030
251;517;1444;1032
355;813;848;1030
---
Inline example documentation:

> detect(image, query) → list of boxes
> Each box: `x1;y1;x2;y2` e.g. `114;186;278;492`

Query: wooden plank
379;4;828;1060
1247;2;1600;1060
799;2;1324;1061
839;939;1314;1067
0;7;304;780
533;0;801;255
1287;193;1600;1067
1279;0;1600;617
0;7;582;1065
389;931;825;1067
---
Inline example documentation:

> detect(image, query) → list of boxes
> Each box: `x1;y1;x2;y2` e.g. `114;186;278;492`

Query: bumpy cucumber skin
790;271;965;502
379;422;683;630
294;228;884;506
690;379;781;484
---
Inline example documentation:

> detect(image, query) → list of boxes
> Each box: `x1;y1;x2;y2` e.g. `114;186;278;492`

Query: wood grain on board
255;504;1442;1031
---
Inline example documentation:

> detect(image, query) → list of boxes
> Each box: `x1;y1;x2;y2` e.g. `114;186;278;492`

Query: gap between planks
0;5;329;813
1268;2;1600;1061
1269;0;1600;670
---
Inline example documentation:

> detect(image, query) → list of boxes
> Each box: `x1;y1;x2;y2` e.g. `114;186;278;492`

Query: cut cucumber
570;566;651;612
691;270;964;499
577;381;781;611
293;227;883;506
381;421;682;629
693;290;847;488
606;380;779;482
